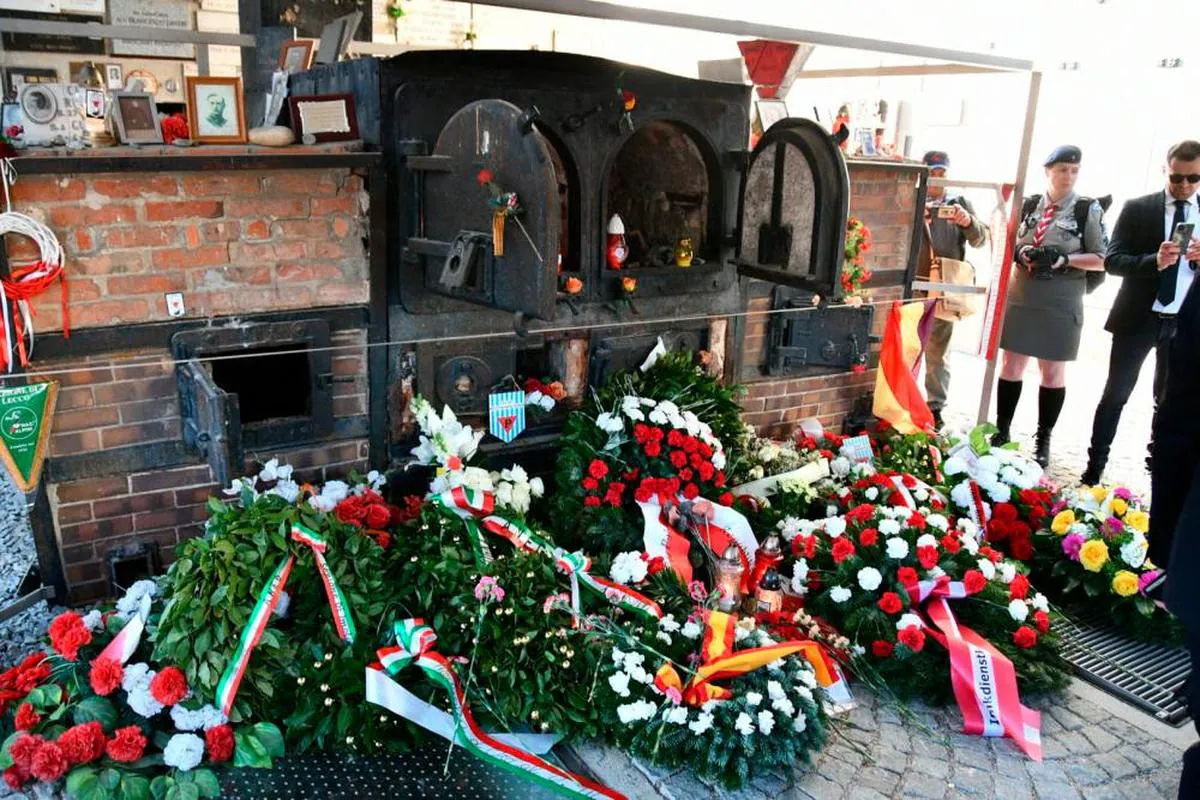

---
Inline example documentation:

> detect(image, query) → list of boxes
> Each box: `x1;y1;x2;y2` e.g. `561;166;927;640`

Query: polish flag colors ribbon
98;593;152;665
368;619;626;800
636;500;694;585
637;496;760;590
906;577;1043;760
215;524;357;717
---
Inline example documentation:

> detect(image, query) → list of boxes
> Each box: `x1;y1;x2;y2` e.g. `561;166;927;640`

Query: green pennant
0;381;57;491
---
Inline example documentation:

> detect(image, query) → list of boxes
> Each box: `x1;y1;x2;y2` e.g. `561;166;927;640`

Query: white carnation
986;482;1012;503
116;580;158;614
885;537;909;560
865;487;879;501
925;514;949;531
616;700;657;724
793;714;808;733
977;558;996;581
127;685;164;719
735;712;755;736
163;733;205;772
766;680;786;700
664;707;689;725
745;691;763;707
857;567;883;591
1031;593;1050;613
878;519;901;536
943;456;967;476
688;712;714;736
610;551;649;585
915;534;938;549
757;710;776;735
772;697;796;718
170;704;227;732
81;610;103;631
824;517;847;538
797;669;817;688
596;412;624;433
1008;599;1029;622
961;533;980;555
712;451;726;470
978;455;1001;475
914;488;930;503
830;457;851;477
998;563;1017;584
792;559;809;595
681;621;703;640
627;665;651;685
607;671;631;698
658;614;681;633
896;613;923;631
830;586;852;604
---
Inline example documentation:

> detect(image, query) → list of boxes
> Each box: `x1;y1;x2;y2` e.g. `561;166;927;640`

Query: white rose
1008;599;1029;622
607;671;631;698
830;586;852;604
885;537;909;560
857;567;883;591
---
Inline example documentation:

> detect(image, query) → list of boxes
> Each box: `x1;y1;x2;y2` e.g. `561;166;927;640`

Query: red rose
682;483;700;500
940;534;961;554
588;459;609;480
859;528;879;547
718;492;734;506
8;735;43;769
871;640;894;658
149;666;188;706
3;766;28;790
897;567;919;585
105;727;147;764
963;570;987;594
584;496;601;508
29;742;68;783
364;504;392;529
916;545;939;570
1009;536;1034;562
644;441;662;458
334;498;365;527
47;613;91;661
1009;574;1031;600
831;537;857;565
877;592;903;615
56;722;106;765
1034;610;1051;634
14;703;39;731
1012;626;1038;649
368;530;392;549
897;626;925;652
669;450;688;469
205;724;235;764
581;477;598;491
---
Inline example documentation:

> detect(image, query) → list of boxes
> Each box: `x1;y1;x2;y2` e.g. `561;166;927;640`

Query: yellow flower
1111;570;1139;597
1051;510;1075;535
1090;486;1108;503
1079;540;1109;573
1111;498;1128;517
1125;510;1149;534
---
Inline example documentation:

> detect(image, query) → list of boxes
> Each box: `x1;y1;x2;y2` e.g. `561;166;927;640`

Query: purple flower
1113;487;1134;501
1101;517;1125;538
1062;533;1086;562
1139;570;1162;595
1050;498;1068;515
474;576;505;604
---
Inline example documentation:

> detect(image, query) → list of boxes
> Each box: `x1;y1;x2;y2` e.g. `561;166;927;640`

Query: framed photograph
105;63;122;90
3;66;57;101
111;91;161;144
288;93;358;143
185;75;246;144
314;18;346;65
278;39;314;74
84;88;105;118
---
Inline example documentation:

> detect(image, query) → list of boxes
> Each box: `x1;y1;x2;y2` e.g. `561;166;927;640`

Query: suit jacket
1104;191;1167;335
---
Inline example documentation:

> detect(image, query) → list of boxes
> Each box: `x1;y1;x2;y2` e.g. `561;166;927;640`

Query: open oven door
177;360;242;488
403;99;561;320
734;118;850;299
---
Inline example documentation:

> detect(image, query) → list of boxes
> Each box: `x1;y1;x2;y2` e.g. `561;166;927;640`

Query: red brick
72;229;96;254
333;396;366;416
56;386;95;411
134;505;207;532
92;377;175;405
274;219;328;239
130;466;213;493
25;365;110;387
50;205;137;227
103;227;177;249
245;220;270;240
54;406;120;432
184;225;202;249
313;242;347;260
174;485;218;506
277;262;343;282
151;245;229;269
66;563;103;585
93;490;174;520
180;175;261;196
62;544;94;565
56;503;93;525
91;176;178;198
226;197;306;219
229;241;308;262
60;517;133;545
739;397;766;413
72;300;151;327
311;196;356;215
200;221;241;242
11;176;85;202
200;266;272;286
119;399;177;424
331;355;364;377
3;234;41;261
68;581;108;604
107;274;187;295
343;175;364;193
145;200;224;222
314;284;368;305
54;476;129;503
262;173;336;196
331;218;352;238
50;430;100;456
101;421;177;448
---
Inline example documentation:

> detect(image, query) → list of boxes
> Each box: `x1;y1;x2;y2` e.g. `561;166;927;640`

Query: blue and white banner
488;390;526;443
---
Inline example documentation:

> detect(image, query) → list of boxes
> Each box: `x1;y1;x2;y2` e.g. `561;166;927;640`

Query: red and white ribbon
98;594;151;665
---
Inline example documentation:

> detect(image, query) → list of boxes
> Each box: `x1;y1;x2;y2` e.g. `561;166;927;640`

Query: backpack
1020;194;1111;294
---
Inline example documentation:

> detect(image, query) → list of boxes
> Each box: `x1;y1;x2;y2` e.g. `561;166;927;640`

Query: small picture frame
288;93;359;143
111;91;162;145
314;18;346;65
278;39;314;74
3;67;58;102
185;75;247;145
105;63;123;90
85;89;106;119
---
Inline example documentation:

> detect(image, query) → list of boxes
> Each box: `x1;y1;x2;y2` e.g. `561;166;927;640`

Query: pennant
488;390;526;443
0;381;57;491
872;301;936;434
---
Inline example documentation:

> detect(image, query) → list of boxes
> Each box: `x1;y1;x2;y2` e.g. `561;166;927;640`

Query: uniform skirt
998;265;1087;361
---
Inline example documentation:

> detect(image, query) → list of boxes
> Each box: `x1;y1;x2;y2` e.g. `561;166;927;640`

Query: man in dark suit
1082;140;1200;485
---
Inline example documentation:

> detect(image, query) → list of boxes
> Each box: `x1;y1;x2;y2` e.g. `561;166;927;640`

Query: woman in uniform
993;145;1107;467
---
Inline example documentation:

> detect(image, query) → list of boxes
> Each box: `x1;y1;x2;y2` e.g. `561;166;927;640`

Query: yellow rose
1079;540;1109;573
1125;510;1149;534
1051;510;1075;535
1111;498;1128;517
1111;570;1138;597
1090;486;1108;503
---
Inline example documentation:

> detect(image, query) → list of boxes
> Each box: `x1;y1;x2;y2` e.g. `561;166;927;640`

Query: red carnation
992;503;1018;523
714;471;726;488
477;168;494;185
587;459;609;480
603;483;625;508
979;546;1003;563
14;703;39;731
818;449;835;460
859;527;879;547
897;626;926;653
633;485;652;503
871;640;894;658
940;534;961;554
682;483;700;500
632;423;651;443
8;735;43;769
1033;610;1051;634
682;437;699;453
916;545;939;570
697;462;715;482
1012;626;1038;649
13;654;49;694
47;612;91;661
29;742;68;783
669;450;688;469
57;722;106;765
687;452;703;470
584;496;601;508
644;441;662;458
877;592;903;615
963;570;987;594
581;477;598;491
792;535;817;560
1009;574;1031;601
666;430;683;447
149;666;188;706
622;468;640;482
1009;535;1034;562
718;492;734;507
364;504;392;529
845;504;874;524
907;511;927;530
105;727;147;764
897;567;919;586
831;537;856;565
3;766;28;790
643;555;666;576
205;724;235;764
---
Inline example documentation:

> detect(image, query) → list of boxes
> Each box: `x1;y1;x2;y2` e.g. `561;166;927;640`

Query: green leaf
165;784;181;800
101;768;122;790
120;775;152;800
177;780;201;800
67;767;100;798
74;696;119;730
150;775;171;800
0;731;20;769
233;732;272;769
249;722;285;758
189;770;220;799
210;585;229;606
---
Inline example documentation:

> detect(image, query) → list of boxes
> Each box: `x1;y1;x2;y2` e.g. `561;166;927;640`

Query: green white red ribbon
215;524;356;717
367;619;625;800
99;593;152;665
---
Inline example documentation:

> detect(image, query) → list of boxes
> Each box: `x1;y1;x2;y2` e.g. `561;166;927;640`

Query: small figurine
674;236;694;267
606;213;628;270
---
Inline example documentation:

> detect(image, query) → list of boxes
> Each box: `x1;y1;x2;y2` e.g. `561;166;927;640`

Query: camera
1022;246;1064;280
12;83;86;147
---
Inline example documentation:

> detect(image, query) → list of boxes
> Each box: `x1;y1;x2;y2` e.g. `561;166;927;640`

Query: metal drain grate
1057;607;1191;726
220;742;571;799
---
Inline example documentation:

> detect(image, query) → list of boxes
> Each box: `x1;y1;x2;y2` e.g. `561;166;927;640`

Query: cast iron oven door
766;287;874;376
736;118;850;299
403;99;561;319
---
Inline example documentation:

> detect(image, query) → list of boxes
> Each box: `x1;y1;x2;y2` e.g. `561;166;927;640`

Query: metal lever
518;105;541;135
438;231;489;289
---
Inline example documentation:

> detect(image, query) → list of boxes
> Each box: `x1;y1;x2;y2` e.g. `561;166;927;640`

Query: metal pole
976;70;1042;425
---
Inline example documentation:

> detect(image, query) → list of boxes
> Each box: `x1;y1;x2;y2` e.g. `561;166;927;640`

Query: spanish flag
872;300;937;434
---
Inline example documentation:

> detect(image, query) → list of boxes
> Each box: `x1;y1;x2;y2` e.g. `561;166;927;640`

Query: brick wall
2;167;369;331
737;162;919;438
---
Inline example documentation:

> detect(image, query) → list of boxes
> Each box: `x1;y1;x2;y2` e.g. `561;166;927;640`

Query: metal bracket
438;231;490;289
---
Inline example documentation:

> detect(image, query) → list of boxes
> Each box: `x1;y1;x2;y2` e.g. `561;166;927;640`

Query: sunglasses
1169;173;1200;184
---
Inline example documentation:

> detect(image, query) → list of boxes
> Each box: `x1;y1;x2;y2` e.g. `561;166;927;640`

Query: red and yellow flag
872;300;937;434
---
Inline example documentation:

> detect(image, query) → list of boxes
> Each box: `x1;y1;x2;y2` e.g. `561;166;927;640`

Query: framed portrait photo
112;91;162;145
278;39;314;75
185;75;246;144
288;93;359;144
105;63;123;90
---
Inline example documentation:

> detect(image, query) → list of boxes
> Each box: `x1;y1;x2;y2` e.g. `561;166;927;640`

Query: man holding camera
1082;140;1200;486
921;150;988;429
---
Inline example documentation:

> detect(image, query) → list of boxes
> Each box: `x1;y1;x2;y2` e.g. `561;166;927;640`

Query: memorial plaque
261;0;371;42
109;0;195;59
1;10;105;54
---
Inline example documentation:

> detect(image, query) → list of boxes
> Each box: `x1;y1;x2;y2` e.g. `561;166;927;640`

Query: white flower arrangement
489;464;544;516
680;620;703;640
658;615;681;634
1031;593;1050;613
823;517;847;538
308;479;351;512
617;700;657;724
610;551;649;585
791;559;809;595
525;390;556;412
409;396;484;470
116;580;158;615
608;672;632;698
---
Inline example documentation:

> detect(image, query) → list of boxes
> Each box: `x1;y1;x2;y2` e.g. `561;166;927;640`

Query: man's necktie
1158;200;1188;307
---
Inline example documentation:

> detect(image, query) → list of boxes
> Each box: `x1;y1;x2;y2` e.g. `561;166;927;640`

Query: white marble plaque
109;0;195;59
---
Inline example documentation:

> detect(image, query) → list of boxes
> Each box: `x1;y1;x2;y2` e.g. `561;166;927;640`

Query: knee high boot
993;378;1023;445
1036;386;1066;468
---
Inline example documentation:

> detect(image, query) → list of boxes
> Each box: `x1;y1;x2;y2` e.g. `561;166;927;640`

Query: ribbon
905;577;1042;760
652;611;803;706
215;524;356;717
368;619;625;800
99;594;152;665
638;495;760;590
434;487;662;622
636;500;694;584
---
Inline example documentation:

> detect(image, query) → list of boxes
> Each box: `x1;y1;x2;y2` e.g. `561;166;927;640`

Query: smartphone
937;205;956;219
1172;221;1195;249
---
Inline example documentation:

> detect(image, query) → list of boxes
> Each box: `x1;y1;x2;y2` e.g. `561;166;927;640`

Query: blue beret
922;150;950;170
1044;145;1082;166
